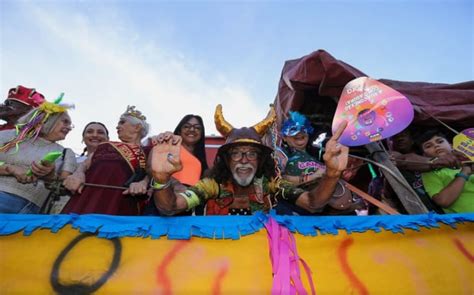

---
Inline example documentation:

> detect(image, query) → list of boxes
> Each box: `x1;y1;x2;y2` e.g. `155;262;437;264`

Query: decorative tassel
265;217;316;295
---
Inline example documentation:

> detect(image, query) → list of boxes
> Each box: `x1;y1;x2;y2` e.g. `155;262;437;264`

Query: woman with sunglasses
145;114;208;215
149;115;208;185
171;115;209;184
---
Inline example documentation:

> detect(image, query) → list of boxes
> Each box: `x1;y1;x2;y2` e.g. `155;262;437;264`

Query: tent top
273;50;474;133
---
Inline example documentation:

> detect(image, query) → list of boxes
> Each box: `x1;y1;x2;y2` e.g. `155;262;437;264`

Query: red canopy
274;50;474;131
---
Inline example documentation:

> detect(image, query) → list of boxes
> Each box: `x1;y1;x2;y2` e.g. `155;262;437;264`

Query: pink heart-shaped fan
332;77;414;146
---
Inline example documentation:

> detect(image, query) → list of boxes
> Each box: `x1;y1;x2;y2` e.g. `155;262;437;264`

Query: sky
1;0;472;154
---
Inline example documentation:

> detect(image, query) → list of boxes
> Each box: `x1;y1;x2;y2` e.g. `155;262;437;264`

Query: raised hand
150;134;183;182
323;121;349;178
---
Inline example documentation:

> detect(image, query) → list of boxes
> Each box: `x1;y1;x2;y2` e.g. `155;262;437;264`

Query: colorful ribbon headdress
0;93;74;153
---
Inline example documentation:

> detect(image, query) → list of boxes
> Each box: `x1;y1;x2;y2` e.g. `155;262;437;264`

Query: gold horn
252;104;276;136
214;104;234;136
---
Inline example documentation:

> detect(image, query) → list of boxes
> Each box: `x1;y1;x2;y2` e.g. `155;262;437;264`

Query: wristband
180;191;201;209
151;179;172;190
455;172;469;181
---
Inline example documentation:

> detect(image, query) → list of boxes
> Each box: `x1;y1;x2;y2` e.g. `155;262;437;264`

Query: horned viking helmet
214;104;276;156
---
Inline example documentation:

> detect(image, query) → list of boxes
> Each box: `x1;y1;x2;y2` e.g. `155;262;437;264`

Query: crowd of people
0;85;472;216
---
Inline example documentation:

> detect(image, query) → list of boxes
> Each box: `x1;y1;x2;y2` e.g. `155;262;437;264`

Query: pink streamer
264;217;316;295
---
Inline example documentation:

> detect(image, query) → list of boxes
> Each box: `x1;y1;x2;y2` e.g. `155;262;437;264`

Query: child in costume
279;111;326;185
277;111;366;215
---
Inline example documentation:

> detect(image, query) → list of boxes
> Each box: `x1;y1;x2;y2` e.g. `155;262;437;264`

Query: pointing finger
332;121;348;142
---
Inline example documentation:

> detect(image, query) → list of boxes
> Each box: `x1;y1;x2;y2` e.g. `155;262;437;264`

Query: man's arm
393;152;460;172
295;121;348;212
149;134;193;215
152;179;190;215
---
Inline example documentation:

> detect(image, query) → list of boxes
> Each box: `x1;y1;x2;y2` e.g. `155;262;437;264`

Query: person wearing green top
418;130;473;213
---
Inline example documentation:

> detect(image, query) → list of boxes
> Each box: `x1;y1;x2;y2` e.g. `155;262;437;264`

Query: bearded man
150;105;351;216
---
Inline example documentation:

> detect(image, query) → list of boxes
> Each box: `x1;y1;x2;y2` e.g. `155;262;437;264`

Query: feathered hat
281;111;314;137
7;85;45;107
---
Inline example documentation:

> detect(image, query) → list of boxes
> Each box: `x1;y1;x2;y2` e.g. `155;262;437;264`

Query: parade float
1;50;473;294
1;213;473;294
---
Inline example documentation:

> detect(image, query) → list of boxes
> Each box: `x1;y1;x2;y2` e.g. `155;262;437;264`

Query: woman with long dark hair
144;114;208;216
172;114;208;182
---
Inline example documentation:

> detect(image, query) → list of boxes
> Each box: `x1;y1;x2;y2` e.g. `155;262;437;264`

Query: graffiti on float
49;233;122;294
0;224;473;294
0;227;271;294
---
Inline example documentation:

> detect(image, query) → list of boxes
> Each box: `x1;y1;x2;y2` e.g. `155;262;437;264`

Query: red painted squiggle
338;237;369;295
453;238;474;263
156;240;189;295
212;262;229;295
